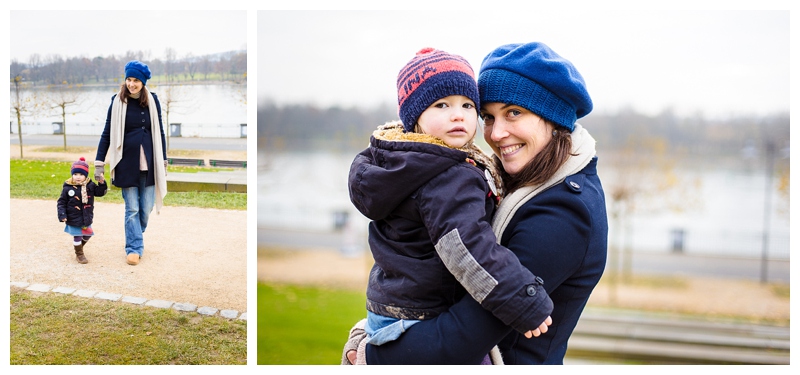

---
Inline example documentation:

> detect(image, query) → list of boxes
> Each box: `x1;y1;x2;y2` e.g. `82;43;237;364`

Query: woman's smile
499;144;524;156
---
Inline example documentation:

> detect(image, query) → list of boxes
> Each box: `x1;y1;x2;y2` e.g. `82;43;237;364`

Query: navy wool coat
496;157;608;364
57;180;108;227
95;93;167;188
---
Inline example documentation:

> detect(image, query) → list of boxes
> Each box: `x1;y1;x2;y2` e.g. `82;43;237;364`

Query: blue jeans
365;312;420;346
122;172;155;256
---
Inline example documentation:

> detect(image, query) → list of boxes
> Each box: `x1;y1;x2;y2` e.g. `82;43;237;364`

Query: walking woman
348;42;608;364
95;60;168;266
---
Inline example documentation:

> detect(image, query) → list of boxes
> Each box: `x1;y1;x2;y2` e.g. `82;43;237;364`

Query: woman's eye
508;109;522;118
481;114;495;126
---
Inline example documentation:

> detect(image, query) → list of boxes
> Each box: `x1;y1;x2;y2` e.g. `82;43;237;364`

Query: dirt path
10;145;248;312
10;197;247;312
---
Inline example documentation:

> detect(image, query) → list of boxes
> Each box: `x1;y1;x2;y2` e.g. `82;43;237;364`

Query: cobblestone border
10;281;247;321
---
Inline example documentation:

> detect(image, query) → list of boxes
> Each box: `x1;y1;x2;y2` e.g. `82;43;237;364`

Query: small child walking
57;157;107;264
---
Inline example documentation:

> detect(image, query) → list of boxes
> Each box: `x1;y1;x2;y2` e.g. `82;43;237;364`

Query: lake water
10;84;247;138
257;150;790;260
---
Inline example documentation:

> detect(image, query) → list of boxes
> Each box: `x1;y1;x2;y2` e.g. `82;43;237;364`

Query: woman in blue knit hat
357;42;608;365
94;60;168;266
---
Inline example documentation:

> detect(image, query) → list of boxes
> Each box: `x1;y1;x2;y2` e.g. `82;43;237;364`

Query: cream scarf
65;177;89;204
492;123;596;240
109;90;167;213
373;121;506;196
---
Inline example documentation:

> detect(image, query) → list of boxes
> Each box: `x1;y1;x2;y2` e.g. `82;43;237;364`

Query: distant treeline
257;100;399;152
10;49;247;86
258;100;789;165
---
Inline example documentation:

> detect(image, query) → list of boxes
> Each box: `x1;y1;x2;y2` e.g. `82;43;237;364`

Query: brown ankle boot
74;243;88;264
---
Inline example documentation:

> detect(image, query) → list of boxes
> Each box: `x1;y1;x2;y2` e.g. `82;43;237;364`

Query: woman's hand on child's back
523;316;552;338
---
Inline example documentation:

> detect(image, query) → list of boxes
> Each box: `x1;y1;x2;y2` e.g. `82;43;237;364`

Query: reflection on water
258;150;789;260
11;84;246;137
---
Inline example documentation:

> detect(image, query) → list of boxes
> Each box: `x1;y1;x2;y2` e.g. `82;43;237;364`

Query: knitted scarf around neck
109;90;167;213
491;123;596;240
66;177;89;204
373;121;506;197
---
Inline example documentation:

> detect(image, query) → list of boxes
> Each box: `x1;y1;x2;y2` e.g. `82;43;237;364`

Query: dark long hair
118;82;150;107
496;125;574;193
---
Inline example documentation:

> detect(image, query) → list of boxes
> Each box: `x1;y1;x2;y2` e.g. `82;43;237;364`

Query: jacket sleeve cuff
503;283;554;334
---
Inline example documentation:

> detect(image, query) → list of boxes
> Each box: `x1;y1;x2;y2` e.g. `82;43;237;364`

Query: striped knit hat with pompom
397;48;480;132
71;157;89;177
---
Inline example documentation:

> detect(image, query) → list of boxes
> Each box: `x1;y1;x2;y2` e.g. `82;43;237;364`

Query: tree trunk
16;110;24;159
62;106;68;150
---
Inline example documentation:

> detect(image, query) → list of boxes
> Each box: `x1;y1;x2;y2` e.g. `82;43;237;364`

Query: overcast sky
259;9;790;119
9;10;247;62
3;7;792;119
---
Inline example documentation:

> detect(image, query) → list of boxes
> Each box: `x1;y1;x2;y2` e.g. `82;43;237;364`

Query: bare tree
44;82;85;150
215;57;231;81
165;47;177;84
199;56;212;80
11;71;39;158
158;84;196;150
41;54;65;85
602;136;702;302
185;53;198;81
229;52;246;83
27;54;41;85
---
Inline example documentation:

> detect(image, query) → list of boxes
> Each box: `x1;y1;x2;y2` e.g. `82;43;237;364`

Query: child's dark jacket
57;179;107;227
348;122;553;334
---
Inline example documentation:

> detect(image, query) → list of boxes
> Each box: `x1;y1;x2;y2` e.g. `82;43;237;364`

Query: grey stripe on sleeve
435;228;498;303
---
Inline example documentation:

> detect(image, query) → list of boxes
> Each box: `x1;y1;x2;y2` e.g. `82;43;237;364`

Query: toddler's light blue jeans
366;312;420;346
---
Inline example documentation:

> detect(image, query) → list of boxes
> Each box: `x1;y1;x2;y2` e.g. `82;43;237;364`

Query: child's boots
74;240;88;264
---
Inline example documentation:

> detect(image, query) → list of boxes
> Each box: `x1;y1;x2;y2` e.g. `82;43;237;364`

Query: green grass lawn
10;159;246;210
257;282;366;364
10;289;246;365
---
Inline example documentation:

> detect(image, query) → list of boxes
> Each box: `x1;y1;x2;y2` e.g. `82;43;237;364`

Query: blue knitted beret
478;42;592;132
124;60;151;86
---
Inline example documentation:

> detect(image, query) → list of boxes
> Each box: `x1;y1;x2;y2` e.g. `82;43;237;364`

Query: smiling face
417;95;478;148
126;77;143;95
481;102;554;175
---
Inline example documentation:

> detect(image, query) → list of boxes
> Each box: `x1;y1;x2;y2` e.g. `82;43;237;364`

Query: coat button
141;119;146;123
535;276;544;285
141;111;145;115
570;181;580;189
526;285;537;296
